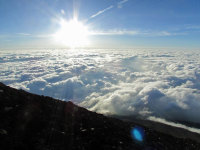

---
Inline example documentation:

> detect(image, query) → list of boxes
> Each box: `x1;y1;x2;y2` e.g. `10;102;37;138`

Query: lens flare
131;126;145;142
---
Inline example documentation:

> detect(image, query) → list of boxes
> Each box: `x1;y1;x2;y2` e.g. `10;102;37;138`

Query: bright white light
54;18;89;48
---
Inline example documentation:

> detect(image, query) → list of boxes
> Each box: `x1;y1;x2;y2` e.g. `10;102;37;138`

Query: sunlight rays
53;18;90;48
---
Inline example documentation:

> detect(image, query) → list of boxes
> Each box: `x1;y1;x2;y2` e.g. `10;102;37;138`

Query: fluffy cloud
1;49;200;125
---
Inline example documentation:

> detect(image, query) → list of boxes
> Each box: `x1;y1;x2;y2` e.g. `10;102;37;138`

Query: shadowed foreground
0;83;200;150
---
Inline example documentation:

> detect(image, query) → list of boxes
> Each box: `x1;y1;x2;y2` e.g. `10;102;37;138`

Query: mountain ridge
0;82;200;150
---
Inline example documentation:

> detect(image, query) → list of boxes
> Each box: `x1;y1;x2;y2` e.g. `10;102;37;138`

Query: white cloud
17;33;31;36
1;48;200;128
90;29;139;35
89;30;182;37
90;5;113;19
148;116;200;134
61;9;65;15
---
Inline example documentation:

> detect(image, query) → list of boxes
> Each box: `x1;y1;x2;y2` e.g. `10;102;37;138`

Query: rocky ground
0;82;200;150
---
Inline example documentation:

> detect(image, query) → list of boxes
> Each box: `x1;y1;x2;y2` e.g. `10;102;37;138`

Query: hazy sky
0;0;200;49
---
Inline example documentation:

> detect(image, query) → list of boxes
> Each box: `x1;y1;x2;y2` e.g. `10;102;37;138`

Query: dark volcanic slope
0;83;200;150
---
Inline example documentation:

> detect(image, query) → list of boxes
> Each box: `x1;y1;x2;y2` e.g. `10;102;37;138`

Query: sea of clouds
1;48;200;125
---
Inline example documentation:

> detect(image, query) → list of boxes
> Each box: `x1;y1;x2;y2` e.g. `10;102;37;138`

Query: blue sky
0;0;200;49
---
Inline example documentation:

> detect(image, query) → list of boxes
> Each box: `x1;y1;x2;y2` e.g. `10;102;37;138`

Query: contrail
118;0;129;8
90;5;113;19
87;0;129;22
118;0;129;5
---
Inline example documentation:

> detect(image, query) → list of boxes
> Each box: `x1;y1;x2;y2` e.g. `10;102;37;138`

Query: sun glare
54;18;89;48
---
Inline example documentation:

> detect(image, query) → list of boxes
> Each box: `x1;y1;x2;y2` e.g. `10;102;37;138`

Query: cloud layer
1;49;200;124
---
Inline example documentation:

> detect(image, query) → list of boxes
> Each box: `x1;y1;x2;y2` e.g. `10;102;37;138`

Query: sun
53;18;89;48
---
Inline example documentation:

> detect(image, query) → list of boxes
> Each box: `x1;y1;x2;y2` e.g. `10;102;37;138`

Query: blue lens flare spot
131;126;144;142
